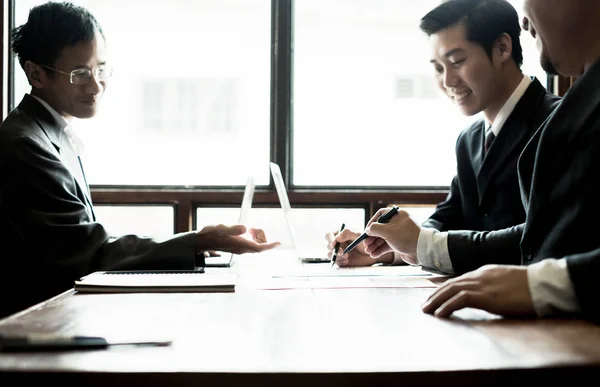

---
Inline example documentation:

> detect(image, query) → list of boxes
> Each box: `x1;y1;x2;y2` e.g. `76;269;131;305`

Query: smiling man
360;0;600;324
0;1;279;318
328;0;560;268
418;0;561;233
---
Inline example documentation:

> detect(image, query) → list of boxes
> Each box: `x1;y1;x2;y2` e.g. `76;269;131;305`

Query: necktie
484;128;495;154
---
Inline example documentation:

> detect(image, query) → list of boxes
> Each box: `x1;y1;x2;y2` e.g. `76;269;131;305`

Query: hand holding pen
343;206;400;255
326;227;378;267
331;223;346;266
360;206;421;265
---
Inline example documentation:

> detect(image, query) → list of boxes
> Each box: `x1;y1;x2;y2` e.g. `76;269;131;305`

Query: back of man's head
11;1;104;70
420;0;523;67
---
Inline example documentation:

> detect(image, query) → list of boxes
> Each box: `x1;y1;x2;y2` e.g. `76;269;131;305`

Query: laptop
204;176;256;267
269;162;330;263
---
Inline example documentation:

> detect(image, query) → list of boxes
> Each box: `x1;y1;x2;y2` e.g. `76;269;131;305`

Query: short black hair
420;0;523;67
11;1;104;69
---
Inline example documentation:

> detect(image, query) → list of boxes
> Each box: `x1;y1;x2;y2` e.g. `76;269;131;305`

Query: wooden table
1;251;600;386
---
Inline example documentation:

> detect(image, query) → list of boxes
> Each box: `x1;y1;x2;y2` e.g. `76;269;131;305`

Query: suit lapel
476;79;546;204
468;121;486;179
59;139;96;220
522;59;600;234
517;124;544;209
77;156;96;221
18;95;96;221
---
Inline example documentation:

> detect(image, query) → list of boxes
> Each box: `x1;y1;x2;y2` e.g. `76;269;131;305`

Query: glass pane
94;205;174;236
395;205;437;225
293;0;547;187
13;0;271;186
197;207;365;250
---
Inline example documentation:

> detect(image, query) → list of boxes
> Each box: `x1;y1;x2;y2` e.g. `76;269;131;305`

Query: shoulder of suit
452;118;485;151
459;117;486;137
0;110;53;155
0;107;41;139
527;77;561;104
514;79;561;125
536;90;562;122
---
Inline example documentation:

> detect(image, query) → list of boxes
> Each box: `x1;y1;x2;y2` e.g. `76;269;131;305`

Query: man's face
429;23;502;117
40;32;108;119
522;0;579;76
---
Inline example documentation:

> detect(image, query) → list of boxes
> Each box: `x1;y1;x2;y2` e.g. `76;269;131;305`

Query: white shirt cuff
416;227;454;274
527;258;580;317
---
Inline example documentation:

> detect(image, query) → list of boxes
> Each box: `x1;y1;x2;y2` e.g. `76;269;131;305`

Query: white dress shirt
395;75;581;317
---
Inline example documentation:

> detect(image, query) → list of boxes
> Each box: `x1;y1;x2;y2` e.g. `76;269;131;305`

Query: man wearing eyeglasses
0;1;279;318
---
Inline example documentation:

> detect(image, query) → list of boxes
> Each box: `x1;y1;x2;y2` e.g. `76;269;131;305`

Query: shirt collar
486;74;531;137
30;94;71;127
30;94;85;156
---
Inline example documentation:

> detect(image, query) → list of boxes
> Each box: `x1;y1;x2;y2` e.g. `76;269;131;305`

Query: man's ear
23;60;45;88
494;33;513;64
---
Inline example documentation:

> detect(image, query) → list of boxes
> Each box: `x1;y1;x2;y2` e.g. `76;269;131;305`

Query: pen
342;206;400;255
331;223;346;266
0;334;172;352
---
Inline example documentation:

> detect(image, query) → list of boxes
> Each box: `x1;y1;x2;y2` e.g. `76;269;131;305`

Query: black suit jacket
423;78;561;231
0;95;197;318
446;59;600;323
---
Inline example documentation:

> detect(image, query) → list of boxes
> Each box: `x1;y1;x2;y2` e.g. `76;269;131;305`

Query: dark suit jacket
446;59;600;323
423;78;561;231
0;95;197;318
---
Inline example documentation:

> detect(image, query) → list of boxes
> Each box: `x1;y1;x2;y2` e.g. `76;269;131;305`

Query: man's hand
422;265;536;318
362;208;420;265
196;225;280;255
325;228;394;267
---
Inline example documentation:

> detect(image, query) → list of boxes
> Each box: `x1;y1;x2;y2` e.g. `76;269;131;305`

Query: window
8;0;549;233
12;0;272;186
94;205;175;236
140;78;238;135
395;76;441;100
292;0;547;187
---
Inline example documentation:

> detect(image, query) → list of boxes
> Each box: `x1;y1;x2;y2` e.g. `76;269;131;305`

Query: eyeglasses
40;64;114;85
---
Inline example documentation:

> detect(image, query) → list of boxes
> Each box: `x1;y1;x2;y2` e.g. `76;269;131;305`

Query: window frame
1;0;565;233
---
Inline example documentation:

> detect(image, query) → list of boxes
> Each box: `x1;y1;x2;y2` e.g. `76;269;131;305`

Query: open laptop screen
269;162;330;262
204;176;255;267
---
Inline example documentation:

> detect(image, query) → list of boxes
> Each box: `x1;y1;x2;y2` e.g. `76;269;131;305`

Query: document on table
256;275;439;290
75;271;237;293
236;263;449;290
272;264;437;278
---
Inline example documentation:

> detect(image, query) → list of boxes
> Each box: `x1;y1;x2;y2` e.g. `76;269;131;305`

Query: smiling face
429;22;505;117
31;32;108;120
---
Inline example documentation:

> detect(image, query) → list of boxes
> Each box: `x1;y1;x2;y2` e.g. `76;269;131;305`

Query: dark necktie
484;128;495;154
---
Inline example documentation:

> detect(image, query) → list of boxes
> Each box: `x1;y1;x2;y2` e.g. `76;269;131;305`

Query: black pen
0;334;171;352
331;223;346;266
342;206;400;255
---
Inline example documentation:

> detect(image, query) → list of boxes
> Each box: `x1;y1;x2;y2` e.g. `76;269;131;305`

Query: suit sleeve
445;224;524;274
566;249;600;323
560;115;600;324
1;136;197;283
422;175;463;231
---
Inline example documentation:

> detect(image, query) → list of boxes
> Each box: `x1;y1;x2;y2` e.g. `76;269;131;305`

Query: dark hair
420;0;523;67
11;1;105;70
